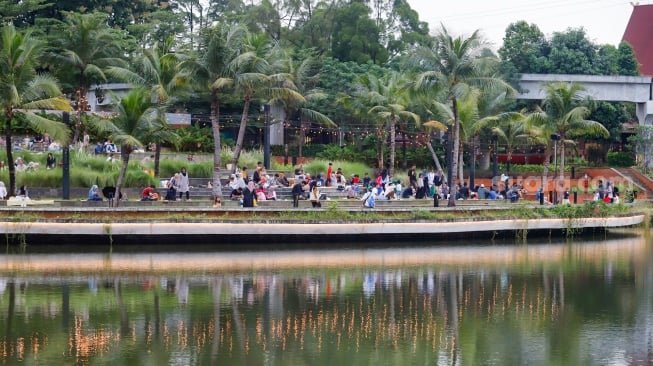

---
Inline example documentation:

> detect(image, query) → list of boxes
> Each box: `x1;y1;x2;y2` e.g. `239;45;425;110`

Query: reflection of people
88;185;102;201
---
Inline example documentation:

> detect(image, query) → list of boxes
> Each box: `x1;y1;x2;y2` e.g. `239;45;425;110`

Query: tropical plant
269;54;336;158
229;33;302;173
186;23;246;199
0;25;72;196
359;71;419;177
527;82;609;199
45;11;127;143
106;44;188;176
413;26;514;206
92;87;177;207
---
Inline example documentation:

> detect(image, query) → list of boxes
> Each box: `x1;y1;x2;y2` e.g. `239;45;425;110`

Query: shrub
606;151;635;167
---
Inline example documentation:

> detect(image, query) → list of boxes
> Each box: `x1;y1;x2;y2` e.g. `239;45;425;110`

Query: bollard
573;192;577;204
540;192;544;205
433;194;439;207
549;191;553;204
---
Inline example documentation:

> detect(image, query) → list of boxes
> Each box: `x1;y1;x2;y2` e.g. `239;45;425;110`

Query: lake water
0;231;651;365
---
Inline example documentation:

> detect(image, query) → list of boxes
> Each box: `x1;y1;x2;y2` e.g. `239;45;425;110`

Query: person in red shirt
141;185;158;201
326;162;333;187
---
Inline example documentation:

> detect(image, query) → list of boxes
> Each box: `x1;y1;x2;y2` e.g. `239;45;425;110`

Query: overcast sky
406;0;638;49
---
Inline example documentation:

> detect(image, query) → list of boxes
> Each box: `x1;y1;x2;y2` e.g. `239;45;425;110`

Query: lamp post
551;133;561;204
62;112;70;200
262;104;271;170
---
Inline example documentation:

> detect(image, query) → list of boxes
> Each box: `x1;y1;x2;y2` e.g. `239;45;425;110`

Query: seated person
401;186;414;199
277;173;290;187
88;185;102;201
266;186;277;201
212;196;221;208
255;186;267;202
0;181;6;199
230;187;244;201
141;185;159;201
15;157;27;172
94;142;104;155
46;153;56;169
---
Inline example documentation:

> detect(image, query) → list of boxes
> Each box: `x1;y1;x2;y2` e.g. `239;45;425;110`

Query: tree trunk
541;143;552;200
298;120;305;158
114;149;130;208
231;94;251;173
448;99;459;207
457;140;464;183
559;135;566;202
425;140;443;172
376;126;384;171
389;115;396;177
211;91;223;199
5;110;15;197
154;143;161;177
73;85;87;144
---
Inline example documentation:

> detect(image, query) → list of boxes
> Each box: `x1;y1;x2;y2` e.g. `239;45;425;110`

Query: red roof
623;4;653;76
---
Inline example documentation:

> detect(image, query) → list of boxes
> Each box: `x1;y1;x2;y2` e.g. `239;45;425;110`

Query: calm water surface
0;232;651;365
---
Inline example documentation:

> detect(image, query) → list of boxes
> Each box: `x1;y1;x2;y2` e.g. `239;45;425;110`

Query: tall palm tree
46;11;127;144
269;55;335;159
413;26;513;206
229;34;302;173
94;88;177;207
528;82;608;199
107;45;190;176
0;26;72;196
361;72;420;177
186;23;246;199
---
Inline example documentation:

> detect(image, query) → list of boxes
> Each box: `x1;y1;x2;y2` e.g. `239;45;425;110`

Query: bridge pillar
636;101;653;126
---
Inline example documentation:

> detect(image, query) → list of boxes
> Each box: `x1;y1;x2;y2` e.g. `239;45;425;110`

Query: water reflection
0;232;650;365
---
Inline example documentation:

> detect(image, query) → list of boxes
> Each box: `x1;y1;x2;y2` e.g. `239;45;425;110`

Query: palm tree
107;44;190;176
413;26;513;206
46;11;127;144
229;34;304;173
269;55;335;159
186;23;246;199
95;88;177;207
361;72;420;177
527;82;608;200
0;26;72;196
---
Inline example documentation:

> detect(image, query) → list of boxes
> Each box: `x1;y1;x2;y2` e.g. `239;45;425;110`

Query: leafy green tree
617;42;639;76
627;125;653;173
331;1;387;65
0;0;51;27
94;88;176;207
498;21;549;74
413;26;513;206
45;11;128;144
0;26;71;196
527;82;609;198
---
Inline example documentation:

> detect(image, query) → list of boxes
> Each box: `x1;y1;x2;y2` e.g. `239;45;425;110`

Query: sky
406;0;640;50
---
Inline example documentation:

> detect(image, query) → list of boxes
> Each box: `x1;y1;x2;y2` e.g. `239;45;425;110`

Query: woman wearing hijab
242;181;256;208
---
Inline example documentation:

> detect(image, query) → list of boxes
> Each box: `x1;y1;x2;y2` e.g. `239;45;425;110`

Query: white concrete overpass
519;74;653;125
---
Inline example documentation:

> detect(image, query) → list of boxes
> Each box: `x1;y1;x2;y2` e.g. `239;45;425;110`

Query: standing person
408;165;417;190
292;180;306;208
242;181;256;208
326;162;333;187
178;167;190;201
